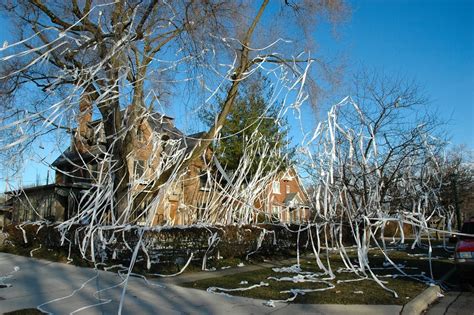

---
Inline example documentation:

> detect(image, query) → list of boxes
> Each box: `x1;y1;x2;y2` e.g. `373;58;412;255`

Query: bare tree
306;70;447;228
0;1;347;221
436;146;474;230
344;72;443;213
290;71;452;292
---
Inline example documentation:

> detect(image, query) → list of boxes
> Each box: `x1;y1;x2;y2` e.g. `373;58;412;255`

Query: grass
367;243;459;285
131;256;246;276
182;260;427;304
181;243;457;305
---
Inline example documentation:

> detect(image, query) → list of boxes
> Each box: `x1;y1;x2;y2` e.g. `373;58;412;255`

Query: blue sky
335;0;473;147
0;0;473;189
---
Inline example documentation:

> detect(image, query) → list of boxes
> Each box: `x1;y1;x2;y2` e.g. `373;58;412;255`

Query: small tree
437;146;474;230
199;74;294;177
306;70;447;222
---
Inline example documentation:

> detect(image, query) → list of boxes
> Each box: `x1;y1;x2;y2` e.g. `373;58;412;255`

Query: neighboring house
0;196;12;228
4;184;57;223
256;168;311;224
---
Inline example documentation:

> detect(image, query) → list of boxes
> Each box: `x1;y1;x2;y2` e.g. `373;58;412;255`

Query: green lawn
181;245;455;305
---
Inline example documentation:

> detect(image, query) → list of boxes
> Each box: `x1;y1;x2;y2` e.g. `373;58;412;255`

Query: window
272;181;280;194
137;128;144;142
286;184;291;194
131;198;150;225
199;171;211;191
271;205;281;223
134;160;145;180
197;203;207;222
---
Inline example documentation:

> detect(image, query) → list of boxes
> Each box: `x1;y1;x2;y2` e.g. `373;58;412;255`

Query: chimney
75;93;93;153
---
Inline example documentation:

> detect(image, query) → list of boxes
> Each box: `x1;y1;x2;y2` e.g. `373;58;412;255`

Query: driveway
0;253;402;315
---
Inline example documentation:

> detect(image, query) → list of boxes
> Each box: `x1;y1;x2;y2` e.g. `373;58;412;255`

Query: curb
401;285;441;315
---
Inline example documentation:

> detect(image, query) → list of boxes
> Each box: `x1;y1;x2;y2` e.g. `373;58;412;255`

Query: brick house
256;167;311;223
4;101;310;226
50;100;214;225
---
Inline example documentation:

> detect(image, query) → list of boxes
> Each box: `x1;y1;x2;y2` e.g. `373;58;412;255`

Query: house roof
187;131;206;138
52;145;105;168
52;111;206;167
283;192;298;204
147;112;183;140
4;184;57;196
277;166;309;203
147;113;206;155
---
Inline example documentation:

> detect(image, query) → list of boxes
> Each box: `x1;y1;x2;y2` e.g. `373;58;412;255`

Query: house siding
258;169;310;224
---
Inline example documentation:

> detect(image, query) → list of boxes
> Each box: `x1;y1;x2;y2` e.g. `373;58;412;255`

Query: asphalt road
426;290;474;315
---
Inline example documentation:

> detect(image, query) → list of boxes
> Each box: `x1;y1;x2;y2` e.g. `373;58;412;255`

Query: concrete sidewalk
0;252;403;314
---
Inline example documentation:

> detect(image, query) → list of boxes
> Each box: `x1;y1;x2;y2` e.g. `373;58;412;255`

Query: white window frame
272;205;280;214
199;171;211;191
272;181;280;194
286;184;291;194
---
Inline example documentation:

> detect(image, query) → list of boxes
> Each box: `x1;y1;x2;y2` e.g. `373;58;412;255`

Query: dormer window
272;181;280;194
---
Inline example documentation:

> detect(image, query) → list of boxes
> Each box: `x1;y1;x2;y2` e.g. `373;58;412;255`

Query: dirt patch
3;309;45;315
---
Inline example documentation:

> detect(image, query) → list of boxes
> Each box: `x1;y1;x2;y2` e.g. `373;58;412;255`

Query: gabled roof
283;192;298;204
4;184;57;196
147;113;208;155
147;112;183;140
183;132;208;155
52;110;207;167
52;145;104;168
279;167;308;199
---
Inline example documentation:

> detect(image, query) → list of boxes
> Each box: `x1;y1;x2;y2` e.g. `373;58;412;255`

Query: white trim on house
272;181;280;194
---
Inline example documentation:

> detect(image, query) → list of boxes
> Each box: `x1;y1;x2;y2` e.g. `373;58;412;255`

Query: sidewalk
0;252;403;314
